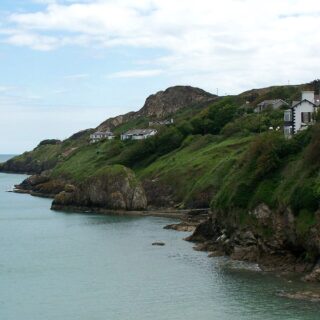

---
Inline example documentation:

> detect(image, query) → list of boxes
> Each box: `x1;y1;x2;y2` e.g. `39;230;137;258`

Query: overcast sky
1;0;320;153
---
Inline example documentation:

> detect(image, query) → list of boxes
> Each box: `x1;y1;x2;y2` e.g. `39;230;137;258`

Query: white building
254;99;288;113
149;119;174;126
121;129;157;141
284;91;319;137
90;131;115;143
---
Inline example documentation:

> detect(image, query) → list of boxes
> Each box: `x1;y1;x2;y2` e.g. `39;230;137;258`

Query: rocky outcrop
164;209;210;232
139;86;216;118
98;86;216;131
97;112;137;131
277;290;320;302
0;156;58;174
187;203;320;280
52;165;147;211
15;174;66;198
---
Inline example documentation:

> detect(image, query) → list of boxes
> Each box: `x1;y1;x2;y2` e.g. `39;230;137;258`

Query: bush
291;182;319;215
296;209;317;236
232;183;256;208
115;127;184;167
250;179;277;208
155;127;184;155
177;121;194;137
303;125;320;169
190;97;240;135
243;132;285;179
38;139;61;146
221;109;284;137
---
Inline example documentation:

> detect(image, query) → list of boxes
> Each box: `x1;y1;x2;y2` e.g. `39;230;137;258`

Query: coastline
13;186;209;220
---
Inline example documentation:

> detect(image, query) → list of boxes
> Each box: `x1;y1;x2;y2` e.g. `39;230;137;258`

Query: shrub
155;127;184;155
243;132;285;179
303;124;320;169
250;179;278;208
38;139;61;146
291;182;319;215
296;209;316;236
190;97;241;135
177;121;194;137
232;182;256;208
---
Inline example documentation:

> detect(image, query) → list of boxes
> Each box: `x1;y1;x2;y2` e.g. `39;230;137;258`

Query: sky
0;0;320;153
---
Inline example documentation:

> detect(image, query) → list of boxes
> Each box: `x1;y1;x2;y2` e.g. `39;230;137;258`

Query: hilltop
1;81;320;280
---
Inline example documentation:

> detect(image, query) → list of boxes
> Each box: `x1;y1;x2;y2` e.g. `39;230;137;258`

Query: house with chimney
284;91;320;137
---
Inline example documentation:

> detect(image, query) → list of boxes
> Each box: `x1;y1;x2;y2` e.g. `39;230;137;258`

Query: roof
291;99;317;109
257;99;288;107
123;129;157;136
92;131;114;136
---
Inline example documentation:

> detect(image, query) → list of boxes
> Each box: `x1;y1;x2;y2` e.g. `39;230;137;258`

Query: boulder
53;165;147;211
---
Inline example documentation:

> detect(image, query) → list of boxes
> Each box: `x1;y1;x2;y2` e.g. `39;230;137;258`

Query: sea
1;154;320;320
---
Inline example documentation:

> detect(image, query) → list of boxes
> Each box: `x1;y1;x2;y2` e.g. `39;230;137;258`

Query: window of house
284;110;292;122
301;112;312;123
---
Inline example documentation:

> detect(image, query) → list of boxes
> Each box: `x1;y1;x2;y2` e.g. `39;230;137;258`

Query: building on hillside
149;118;174;126
90;131;115;143
283;91;319;138
121;129;157;141
254;99;288;113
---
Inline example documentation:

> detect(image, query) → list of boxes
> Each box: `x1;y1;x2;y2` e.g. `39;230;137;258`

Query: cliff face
52;165;147;211
98;86;216;130
138;86;216;118
16;165;147;211
97;112;137;131
188;204;320;278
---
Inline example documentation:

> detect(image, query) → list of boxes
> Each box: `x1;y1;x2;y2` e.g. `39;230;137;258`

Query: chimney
302;91;315;103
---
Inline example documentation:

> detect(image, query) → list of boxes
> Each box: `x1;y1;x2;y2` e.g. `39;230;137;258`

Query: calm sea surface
1;155;320;320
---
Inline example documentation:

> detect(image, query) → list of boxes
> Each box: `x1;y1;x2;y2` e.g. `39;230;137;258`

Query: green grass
138;135;251;207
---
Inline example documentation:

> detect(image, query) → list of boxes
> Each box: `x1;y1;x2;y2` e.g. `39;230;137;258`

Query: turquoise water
1;163;320;319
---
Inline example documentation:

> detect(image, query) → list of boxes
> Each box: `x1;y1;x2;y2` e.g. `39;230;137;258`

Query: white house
254;99;288;113
121;129;157;141
90;131;115;143
284;91;319;137
149;119;174;126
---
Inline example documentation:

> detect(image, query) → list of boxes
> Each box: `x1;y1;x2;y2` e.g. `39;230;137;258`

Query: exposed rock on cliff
98;86;216;130
139;86;216;118
187;204;320;279
97;112;137;131
0;156;58;174
52;165;147;211
15;174;66;197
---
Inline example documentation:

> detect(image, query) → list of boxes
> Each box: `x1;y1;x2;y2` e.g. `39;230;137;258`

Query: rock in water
152;241;165;246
